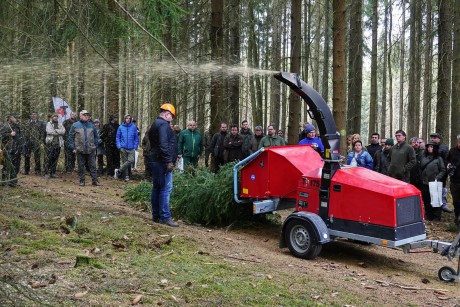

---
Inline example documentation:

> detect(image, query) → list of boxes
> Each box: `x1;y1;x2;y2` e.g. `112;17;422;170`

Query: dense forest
0;0;459;149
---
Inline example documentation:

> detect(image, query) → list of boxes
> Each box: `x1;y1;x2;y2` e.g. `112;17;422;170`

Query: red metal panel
240;145;323;199
329;167;422;227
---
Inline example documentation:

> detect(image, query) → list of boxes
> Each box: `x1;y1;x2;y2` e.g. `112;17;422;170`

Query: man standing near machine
148;103;179;227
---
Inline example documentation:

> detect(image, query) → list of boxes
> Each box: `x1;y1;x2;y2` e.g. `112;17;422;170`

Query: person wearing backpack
420;142;446;221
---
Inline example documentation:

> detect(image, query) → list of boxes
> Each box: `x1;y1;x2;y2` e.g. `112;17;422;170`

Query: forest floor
1;169;460;306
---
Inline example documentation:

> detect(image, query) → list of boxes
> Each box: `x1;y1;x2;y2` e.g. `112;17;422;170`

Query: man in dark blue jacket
148;103;179;227
115;114;139;182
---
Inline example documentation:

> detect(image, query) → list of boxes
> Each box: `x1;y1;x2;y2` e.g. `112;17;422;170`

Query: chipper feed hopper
231;72;460;282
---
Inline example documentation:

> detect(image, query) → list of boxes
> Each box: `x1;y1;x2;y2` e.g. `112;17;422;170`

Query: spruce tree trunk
287;0;302;144
332;0;347;155
451;0;460;146
347;0;363;135
437;0;452;140
369;0;378;139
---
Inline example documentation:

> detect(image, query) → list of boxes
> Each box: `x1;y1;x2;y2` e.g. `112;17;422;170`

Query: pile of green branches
171;163;252;226
124;163;254;226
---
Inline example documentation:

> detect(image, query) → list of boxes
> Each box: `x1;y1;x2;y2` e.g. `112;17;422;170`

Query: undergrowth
124;163;253;226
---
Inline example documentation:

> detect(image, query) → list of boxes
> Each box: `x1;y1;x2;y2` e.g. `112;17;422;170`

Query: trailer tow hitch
402;232;460;282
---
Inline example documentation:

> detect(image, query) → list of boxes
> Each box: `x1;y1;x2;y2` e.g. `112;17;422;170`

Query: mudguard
279;211;330;248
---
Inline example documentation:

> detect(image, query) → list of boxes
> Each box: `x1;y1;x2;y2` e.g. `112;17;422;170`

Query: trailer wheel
438;266;456;282
285;219;322;259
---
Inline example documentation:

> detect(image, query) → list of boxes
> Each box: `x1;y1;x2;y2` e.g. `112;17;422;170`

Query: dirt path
17;171;460;306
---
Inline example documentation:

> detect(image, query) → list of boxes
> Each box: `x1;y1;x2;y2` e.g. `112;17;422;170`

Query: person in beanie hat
373;138;393;175
298;124;324;154
253;125;264;149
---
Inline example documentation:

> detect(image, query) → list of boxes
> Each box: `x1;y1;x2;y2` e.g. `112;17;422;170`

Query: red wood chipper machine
232;72;460;282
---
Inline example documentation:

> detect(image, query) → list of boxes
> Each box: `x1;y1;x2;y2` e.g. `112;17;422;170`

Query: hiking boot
50;174;59;178
43;174;50;179
92;181;102;186
114;169;120;179
161;219;179;227
124;176;130;182
441;204;454;214
79;180;85;186
152;218;160;223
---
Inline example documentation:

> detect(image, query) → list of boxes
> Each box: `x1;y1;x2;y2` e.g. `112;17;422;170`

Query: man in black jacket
430;132;453;214
148;103;179;227
209;122;228;173
101;115;120;176
447;135;460;225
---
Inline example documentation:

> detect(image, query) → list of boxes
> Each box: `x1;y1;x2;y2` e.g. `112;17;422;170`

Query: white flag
52;97;73;124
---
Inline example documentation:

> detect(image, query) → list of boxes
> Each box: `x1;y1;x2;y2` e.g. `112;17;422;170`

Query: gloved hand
167;162;174;172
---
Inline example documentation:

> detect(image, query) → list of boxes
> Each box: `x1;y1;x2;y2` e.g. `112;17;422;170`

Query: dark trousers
421;184;442;220
183;156;199;170
204;149;211;168
96;154;104;175
64;145;76;172
105;146;120;176
77;151;98;182
2;150;20;186
24;142;41;173
44;145;61;175
450;182;460;219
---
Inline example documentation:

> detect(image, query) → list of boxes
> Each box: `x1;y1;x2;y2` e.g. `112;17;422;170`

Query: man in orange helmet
147;103;179;227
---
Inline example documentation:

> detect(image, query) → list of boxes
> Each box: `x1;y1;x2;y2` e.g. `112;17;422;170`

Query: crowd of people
1;110;459;227
344;130;460;226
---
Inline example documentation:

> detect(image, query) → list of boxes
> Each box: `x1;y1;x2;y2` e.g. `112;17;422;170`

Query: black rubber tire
438;266;456;282
285;219;322;260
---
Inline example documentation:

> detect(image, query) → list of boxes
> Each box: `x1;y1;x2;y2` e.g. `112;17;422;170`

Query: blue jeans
150;161;173;222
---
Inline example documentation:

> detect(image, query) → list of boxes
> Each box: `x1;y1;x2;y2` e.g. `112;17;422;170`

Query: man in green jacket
177;120;203;169
259;124;286;149
388;129;416;182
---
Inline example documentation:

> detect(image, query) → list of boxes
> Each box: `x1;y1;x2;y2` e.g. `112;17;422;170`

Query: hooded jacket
116;115;139;150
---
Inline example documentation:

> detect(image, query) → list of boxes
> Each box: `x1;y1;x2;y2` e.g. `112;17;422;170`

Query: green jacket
258;135;286;149
388;141;416;181
178;129;203;158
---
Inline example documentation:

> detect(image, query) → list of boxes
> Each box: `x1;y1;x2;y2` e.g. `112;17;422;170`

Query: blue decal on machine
250;174;256;181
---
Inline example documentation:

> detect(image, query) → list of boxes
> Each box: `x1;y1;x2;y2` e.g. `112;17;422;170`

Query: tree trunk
332;0;347;155
321;0;330;102
270;0;282;128
368;0;378;139
228;0;241;126
347;0;363;135
380;1;389;137
407;0;422;137
287;0;302;144
437;0;452;140
106;0;120;119
422;0;433;140
388;3;394;135
451;0;460;146
399;1;406;129
210;0;224;133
